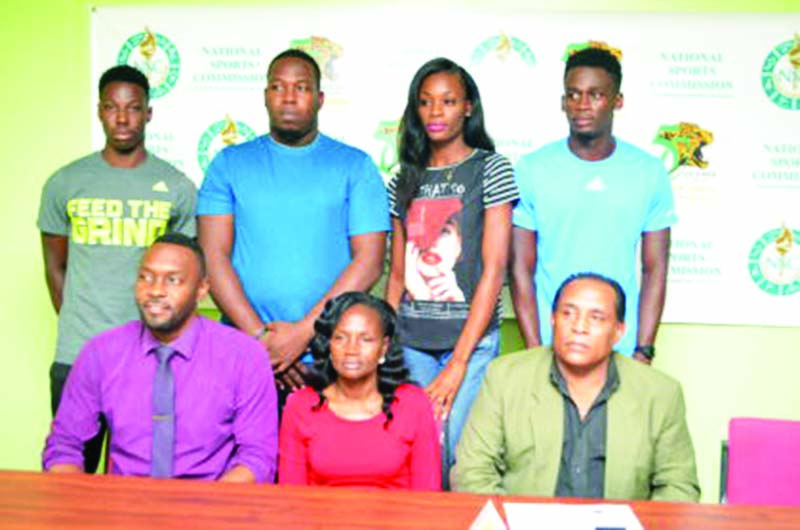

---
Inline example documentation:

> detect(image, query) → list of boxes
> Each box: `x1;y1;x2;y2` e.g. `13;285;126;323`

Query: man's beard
271;124;315;145
571;129;602;144
138;301;196;336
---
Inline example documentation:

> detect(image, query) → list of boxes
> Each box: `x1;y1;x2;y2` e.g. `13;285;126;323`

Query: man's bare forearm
206;253;263;336
637;228;670;347
510;228;541;348
41;233;68;313
198;215;263;336
385;219;405;310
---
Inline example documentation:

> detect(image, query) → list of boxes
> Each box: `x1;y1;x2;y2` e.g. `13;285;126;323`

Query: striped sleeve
482;153;519;208
387;173;400;217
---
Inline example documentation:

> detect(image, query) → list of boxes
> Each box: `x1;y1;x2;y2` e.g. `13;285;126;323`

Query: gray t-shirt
37;152;197;364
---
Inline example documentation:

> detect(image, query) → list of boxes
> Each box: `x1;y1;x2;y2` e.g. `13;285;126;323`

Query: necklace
431;149;477;182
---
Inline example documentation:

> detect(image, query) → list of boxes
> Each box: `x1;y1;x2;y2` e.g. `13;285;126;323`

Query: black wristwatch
634;345;656;360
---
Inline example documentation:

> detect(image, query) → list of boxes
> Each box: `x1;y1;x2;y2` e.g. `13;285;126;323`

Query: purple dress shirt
42;316;278;483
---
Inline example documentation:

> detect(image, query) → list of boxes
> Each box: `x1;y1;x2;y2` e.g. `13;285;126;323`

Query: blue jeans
402;329;500;483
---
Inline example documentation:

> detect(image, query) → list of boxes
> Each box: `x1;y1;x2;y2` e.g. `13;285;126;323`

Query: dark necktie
151;345;175;478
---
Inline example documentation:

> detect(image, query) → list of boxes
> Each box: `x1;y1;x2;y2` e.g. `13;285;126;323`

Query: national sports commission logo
761;34;800;111
197;116;258;171
471;33;536;66
748;225;800;296
290;36;342;81
118;28;180;98
653;122;714;175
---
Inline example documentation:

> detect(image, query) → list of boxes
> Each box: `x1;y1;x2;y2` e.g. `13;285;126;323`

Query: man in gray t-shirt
37;65;196;473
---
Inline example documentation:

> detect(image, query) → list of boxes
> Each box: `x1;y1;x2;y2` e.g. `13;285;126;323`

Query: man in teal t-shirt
510;46;676;362
197;49;389;394
37;65;196;472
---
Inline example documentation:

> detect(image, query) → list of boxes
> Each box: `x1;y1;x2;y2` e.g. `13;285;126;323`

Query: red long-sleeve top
279;384;441;490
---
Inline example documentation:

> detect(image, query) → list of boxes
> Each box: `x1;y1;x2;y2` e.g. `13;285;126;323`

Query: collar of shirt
138;316;203;361
549;356;620;411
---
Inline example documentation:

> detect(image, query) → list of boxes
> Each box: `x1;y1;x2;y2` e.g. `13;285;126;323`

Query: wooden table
1;471;800;529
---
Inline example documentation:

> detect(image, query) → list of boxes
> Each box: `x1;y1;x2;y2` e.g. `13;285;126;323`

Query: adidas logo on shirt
585;177;606;191
152;181;169;192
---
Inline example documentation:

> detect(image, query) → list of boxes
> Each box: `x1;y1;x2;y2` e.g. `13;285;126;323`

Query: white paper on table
503;503;643;530
469;499;509;530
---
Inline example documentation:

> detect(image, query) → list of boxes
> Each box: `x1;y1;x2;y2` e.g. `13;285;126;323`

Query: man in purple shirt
42;233;278;483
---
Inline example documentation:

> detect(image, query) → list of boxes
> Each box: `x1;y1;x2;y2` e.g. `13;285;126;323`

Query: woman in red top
278;292;441;490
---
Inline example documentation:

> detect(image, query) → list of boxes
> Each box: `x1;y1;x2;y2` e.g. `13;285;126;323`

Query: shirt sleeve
169;175;197;237
644;163;677;232
37;170;70;236
347;155;391;236
386;173;400;218
197;149;235;216
510;156;536;231
278;391;311;485
407;388;442;491
227;340;278;484
482;153;519;208
42;341;103;470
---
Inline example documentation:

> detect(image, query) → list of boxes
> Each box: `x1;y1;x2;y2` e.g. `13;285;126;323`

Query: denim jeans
401;329;500;486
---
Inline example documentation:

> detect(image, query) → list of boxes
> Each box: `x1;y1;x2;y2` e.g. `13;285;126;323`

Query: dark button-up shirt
552;359;619;498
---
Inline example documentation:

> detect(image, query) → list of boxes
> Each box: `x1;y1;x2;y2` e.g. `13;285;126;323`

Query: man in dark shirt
454;272;700;501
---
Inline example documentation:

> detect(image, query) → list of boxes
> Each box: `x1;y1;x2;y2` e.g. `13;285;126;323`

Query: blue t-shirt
512;138;677;355
197;134;390;324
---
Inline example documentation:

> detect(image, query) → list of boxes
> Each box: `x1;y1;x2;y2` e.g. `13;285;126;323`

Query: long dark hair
395;57;495;211
307;292;411;427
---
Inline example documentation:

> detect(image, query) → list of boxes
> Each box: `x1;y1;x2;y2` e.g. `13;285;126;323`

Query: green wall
1;0;797;503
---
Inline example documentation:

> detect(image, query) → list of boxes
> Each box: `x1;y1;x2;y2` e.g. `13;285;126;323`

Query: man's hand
425;360;467;421
264;321;313;374
47;463;83;474
257;325;309;391
218;464;257;484
277;362;309;391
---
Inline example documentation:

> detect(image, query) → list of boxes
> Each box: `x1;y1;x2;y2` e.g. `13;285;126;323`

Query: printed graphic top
388;149;518;350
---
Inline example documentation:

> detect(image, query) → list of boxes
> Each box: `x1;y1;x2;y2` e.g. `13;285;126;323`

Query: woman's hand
425;359;467;420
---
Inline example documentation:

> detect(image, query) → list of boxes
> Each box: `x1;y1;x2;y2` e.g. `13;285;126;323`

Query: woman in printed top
386;57;518;481
278;291;441;490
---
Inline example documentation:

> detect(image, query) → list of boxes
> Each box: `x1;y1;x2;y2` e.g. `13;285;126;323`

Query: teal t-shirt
37;152;197;364
512;139;677;355
197;134;390;324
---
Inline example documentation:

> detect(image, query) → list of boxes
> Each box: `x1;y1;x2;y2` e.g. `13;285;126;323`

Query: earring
379;357;386;365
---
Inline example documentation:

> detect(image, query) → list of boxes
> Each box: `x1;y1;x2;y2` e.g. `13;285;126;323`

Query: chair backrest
727;417;800;506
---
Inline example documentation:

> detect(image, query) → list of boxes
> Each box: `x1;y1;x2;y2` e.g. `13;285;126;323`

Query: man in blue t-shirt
197;49;390;390
510;45;676;363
